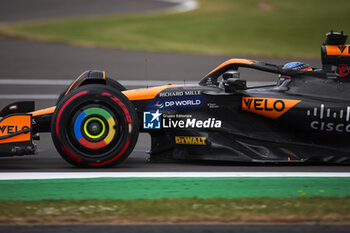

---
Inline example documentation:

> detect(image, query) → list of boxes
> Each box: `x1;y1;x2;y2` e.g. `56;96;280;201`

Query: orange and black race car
1;31;350;167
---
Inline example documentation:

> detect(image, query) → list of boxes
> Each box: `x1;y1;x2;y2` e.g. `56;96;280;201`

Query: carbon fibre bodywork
136;75;350;164
134;31;350;164
1;31;350;166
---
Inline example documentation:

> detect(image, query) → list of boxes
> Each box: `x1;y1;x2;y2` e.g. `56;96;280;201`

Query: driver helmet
277;62;312;85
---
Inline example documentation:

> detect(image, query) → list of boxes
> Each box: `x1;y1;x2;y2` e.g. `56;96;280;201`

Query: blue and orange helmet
277;62;312;85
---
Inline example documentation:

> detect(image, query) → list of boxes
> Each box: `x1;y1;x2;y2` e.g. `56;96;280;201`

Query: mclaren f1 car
1;31;350;167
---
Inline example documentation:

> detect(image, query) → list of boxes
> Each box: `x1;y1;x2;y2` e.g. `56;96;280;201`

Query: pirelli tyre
56;77;126;105
51;84;138;168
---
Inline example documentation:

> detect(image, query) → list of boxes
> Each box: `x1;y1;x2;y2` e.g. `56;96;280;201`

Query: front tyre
51;84;139;168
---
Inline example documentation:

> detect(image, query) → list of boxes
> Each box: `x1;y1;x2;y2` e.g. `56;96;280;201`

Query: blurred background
1;0;348;108
0;1;350;231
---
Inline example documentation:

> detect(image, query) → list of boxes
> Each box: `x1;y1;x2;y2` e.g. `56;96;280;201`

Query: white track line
0;94;59;100
0;79;196;86
0;79;71;85
0;172;349;180
0;79;274;100
0;79;272;86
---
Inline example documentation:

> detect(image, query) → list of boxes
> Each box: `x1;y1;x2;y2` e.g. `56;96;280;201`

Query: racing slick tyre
56;77;127;105
51;84;138;168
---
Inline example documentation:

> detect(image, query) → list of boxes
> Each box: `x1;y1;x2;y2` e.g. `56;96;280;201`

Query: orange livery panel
0;114;31;144
242;97;301;119
123;85;181;101
325;45;350;56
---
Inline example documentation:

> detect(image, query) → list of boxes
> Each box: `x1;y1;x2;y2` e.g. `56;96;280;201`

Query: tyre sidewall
51;84;138;168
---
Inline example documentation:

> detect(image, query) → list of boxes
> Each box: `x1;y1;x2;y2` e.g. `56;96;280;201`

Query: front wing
0;114;35;156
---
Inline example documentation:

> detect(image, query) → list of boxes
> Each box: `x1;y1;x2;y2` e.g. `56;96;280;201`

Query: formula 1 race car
1;31;350;167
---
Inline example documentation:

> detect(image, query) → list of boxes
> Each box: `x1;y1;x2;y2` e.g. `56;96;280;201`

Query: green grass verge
0;197;349;224
0;0;349;58
1;177;350;201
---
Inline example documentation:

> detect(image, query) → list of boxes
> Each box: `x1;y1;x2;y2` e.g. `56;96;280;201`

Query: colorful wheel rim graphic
73;107;116;149
83;117;106;139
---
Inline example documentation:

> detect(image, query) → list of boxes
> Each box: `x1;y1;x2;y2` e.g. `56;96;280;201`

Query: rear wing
321;31;350;79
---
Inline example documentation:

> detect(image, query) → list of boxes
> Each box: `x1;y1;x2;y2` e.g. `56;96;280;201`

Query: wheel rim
73;107;117;150
84;117;105;139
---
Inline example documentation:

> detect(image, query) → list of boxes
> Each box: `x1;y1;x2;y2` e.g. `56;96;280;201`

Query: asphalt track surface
0;0;176;23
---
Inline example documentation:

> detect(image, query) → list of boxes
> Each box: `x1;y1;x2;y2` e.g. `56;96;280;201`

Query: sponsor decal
0;115;31;143
207;103;220;109
147;96;206;110
163;114;192;118
335;64;349;78
0;125;29;134
159;90;201;98
163;117;221;128
155;101;164;108
336;45;350;55
326;45;350;56
143;112;222;129
242;97;301;119
307;104;350;133
143;110;162;129
175;136;206;145
310;121;350;132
